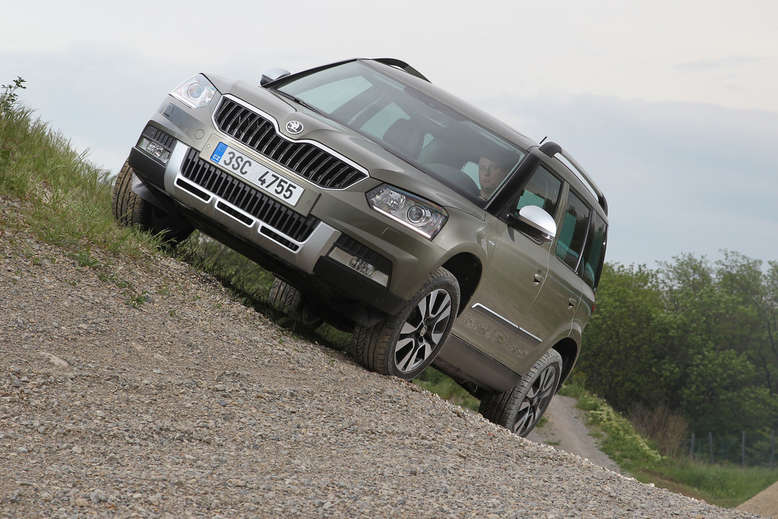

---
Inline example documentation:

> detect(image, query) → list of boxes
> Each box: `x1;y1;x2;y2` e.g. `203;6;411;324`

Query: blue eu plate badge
210;142;228;163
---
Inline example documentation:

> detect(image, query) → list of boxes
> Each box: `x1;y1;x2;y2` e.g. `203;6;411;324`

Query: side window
514;166;562;216
555;191;591;270
581;212;607;288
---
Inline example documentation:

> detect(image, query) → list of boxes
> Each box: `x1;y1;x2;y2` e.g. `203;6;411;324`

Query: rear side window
581;212;607;288
555;191;590;270
515;166;562;216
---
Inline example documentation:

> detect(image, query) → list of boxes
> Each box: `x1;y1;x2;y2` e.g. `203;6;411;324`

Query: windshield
276;61;525;205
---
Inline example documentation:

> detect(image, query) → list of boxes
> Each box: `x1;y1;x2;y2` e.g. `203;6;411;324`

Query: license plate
209;142;304;206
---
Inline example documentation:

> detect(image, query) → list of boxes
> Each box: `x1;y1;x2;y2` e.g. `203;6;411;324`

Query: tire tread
268;278;302;314
479;348;563;435
112;160;148;228
353;267;460;378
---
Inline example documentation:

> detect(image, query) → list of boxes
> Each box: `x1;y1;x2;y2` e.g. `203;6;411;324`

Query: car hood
203;73;485;221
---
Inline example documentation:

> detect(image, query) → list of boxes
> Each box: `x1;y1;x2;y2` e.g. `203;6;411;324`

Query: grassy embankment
4;81;773;507
560;379;778;508
0;79;167;307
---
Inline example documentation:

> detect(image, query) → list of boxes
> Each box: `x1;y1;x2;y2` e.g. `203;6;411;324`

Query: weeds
0;77;26;116
0;77;162;259
71;249;100;268
560;377;778;507
630;404;688;458
127;291;151;309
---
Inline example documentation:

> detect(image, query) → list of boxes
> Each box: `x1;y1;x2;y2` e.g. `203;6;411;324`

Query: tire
479;348;563;437
112;160;192;244
353;267;459;380
268;277;322;329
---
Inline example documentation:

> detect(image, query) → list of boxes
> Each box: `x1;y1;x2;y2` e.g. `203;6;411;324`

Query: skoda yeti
113;58;608;436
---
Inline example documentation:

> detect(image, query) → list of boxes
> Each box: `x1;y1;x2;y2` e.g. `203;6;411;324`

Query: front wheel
353;267;460;380
479;349;562;437
112;160;192;245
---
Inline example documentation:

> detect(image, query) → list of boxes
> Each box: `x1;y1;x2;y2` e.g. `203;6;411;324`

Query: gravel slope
0;228;761;518
528;395;621;474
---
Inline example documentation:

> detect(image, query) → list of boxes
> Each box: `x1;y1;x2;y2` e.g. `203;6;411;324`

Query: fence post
708;432;713;464
690;432;695;459
742;430;746;467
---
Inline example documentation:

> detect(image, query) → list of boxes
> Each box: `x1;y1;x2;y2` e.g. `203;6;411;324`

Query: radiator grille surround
213;97;368;190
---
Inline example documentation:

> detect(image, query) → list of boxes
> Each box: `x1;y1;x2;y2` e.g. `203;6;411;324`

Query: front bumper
129;144;406;321
131;137;407;318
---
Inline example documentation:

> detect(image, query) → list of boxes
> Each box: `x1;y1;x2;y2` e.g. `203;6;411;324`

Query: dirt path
528;394;621;473
738;480;778;517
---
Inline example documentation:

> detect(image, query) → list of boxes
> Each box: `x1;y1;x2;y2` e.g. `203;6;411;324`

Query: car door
532;188;595;365
452;165;563;374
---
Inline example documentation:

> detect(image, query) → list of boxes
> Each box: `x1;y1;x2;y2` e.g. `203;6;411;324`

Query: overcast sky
2;0;777;265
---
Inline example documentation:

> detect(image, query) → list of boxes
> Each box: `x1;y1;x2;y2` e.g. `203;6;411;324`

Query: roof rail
372;58;430;82
539;141;608;215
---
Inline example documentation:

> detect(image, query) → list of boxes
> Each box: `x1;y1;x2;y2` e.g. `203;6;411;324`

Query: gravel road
738;480;777;517
0;226;761;518
528;395;621;474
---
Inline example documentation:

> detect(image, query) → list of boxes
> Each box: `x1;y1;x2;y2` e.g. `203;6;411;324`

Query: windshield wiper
274;90;321;114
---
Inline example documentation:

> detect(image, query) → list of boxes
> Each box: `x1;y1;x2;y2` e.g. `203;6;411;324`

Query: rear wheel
268;277;322;329
353;267;459;380
479;349;562;437
112;159;192;244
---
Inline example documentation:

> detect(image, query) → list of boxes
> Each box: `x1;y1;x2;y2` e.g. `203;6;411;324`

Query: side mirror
260;67;291;87
508;205;557;242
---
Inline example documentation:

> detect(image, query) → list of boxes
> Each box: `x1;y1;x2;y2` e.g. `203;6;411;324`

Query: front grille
213;98;368;189
179;149;319;244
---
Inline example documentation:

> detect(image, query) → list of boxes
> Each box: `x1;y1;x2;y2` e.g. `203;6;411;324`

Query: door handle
568;297;578;308
533;273;544;285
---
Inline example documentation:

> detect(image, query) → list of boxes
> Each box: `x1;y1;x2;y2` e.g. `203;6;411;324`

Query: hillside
0;210;760;517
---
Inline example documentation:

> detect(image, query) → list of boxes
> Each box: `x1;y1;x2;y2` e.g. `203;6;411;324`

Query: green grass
0;82;162;257
414;367;480;411
560;379;778;507
636;459;778;509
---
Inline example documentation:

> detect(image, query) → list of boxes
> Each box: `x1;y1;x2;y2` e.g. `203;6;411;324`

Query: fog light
138;137;171;163
329;247;389;287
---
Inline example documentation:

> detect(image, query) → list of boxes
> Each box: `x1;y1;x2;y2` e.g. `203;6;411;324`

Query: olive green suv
113;58;608;436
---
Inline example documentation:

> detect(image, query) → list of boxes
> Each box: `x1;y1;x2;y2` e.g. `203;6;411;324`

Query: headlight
367;185;447;239
170;74;217;109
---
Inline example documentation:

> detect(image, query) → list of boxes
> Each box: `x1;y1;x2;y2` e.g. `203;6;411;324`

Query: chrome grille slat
179;149;318;245
213;98;368;189
251;123;274;148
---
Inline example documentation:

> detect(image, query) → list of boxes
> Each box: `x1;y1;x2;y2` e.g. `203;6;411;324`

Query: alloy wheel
394;288;452;373
513;364;559;436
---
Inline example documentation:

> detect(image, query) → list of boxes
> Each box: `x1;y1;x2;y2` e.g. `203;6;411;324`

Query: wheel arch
441;252;482;315
552;337;579;389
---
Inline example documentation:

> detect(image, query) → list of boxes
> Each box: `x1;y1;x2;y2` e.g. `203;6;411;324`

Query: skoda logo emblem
286;120;304;135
